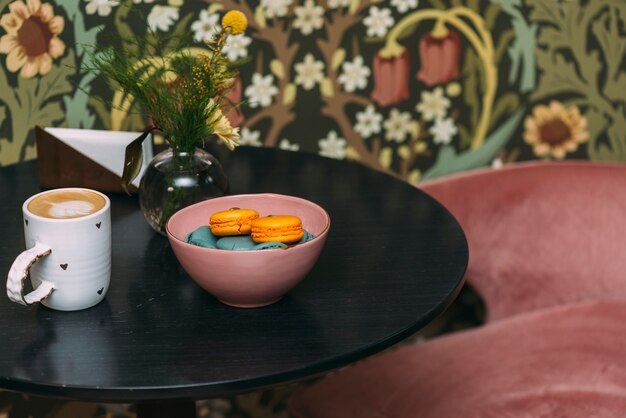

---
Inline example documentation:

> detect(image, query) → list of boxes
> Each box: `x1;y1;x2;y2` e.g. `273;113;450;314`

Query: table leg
136;399;197;418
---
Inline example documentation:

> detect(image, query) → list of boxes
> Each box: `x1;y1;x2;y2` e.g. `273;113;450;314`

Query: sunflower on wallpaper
0;0;73;165
0;0;65;78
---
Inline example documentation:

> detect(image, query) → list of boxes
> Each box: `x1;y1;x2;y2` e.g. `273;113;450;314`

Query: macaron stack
186;208;314;250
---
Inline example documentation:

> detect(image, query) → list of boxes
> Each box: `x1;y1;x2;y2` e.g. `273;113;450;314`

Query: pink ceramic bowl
166;193;330;308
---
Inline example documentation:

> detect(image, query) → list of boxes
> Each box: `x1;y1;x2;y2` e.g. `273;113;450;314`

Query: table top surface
0;146;467;402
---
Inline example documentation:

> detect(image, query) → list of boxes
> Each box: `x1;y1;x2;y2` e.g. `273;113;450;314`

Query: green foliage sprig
82;5;246;153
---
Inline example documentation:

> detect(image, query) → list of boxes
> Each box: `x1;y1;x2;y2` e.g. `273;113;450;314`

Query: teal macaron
185;226;218;248
186;226;315;250
216;235;257;250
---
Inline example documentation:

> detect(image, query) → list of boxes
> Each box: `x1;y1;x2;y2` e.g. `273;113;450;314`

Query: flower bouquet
83;6;248;234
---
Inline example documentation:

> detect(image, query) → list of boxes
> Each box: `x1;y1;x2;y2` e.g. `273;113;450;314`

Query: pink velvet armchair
289;161;626;418
420;161;626;322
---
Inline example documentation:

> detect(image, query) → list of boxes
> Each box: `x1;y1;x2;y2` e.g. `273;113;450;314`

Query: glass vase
139;147;229;235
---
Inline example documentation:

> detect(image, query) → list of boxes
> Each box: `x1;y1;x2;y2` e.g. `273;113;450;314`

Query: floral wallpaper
0;0;624;184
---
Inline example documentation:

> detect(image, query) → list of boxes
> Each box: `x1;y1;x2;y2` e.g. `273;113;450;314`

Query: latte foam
48;200;96;218
28;189;106;219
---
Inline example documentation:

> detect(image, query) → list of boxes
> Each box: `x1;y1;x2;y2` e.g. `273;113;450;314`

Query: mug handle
7;242;55;306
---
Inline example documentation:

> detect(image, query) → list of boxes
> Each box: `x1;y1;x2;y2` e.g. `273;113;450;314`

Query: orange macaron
209;208;259;236
250;215;304;244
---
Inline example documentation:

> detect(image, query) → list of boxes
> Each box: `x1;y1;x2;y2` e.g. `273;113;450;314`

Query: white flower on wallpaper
148;6;179;32
430;117;458;145
223;34;252;61
261;0;293;18
391;0;419;13
416;87;450;121
354;105;383;138
191;10;220;43
239;127;262;147
328;0;350;9
295;53;325;90
491;157;504;169
319;130;347;159
85;0;119;17
384;108;412;143
294;0;325;35
338;56;370;92
279;139;300;151
245;73;279;108
363;6;394;38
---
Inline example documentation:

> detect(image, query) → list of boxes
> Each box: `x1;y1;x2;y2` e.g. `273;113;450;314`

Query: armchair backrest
420;161;626;322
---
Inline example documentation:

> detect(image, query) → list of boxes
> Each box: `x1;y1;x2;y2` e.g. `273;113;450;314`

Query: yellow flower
523;101;589;160
207;100;240;151
221;10;247;35
214;116;240;151
0;0;65;78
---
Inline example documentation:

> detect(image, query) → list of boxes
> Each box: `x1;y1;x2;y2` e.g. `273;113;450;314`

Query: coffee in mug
6;188;111;311
27;189;106;219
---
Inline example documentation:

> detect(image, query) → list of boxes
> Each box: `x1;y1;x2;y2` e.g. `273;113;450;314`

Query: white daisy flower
191;10;220;43
295;53;325;90
383;108;413;143
416;87;451;121
338;56;370;92
223;34;252;61
279;139;300;151
294;0;325;35
148;5;179;32
491;157;504;169
354;105;383;138
244;73;279;108
85;0;119;17
363;6;394;38
391;0;418;13
238;127;263;147
261;0;293;18
328;0;350;8
319;130;347;159
430;117;458;145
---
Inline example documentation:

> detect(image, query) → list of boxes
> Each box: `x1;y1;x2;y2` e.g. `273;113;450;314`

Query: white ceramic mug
6;188;111;311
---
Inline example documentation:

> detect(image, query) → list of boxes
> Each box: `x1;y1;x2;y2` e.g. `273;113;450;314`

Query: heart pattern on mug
96;222;101;229
97;288;104;295
60;264;68;270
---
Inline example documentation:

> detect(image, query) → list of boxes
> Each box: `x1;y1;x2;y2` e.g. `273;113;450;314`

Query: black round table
0;147;467;415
